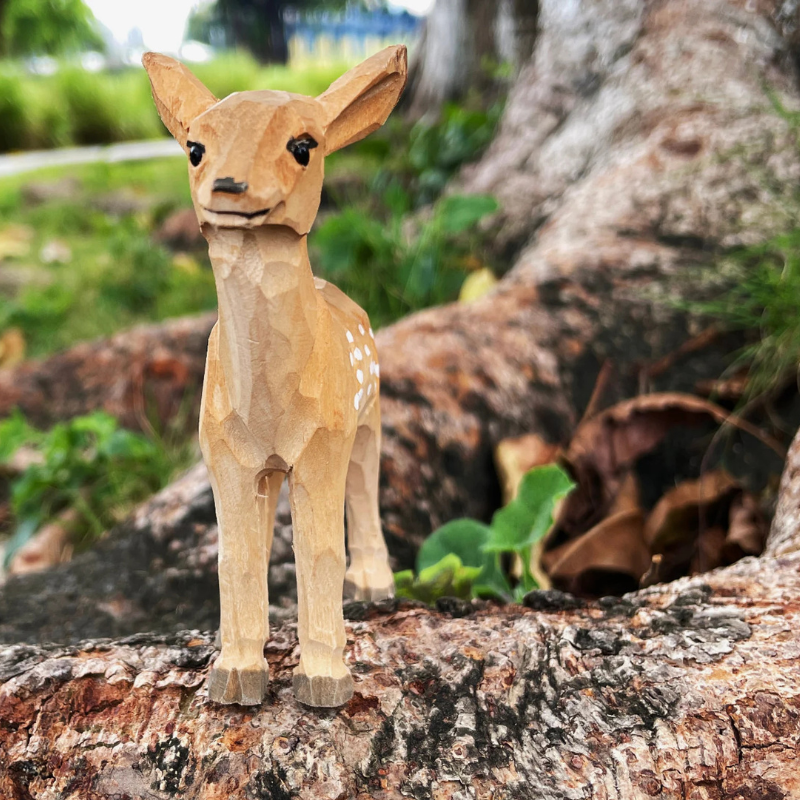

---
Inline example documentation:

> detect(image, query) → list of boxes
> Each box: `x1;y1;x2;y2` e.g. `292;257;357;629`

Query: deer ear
317;45;407;155
142;52;217;148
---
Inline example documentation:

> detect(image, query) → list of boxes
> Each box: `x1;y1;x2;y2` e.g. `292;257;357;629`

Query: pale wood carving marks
143;46;407;707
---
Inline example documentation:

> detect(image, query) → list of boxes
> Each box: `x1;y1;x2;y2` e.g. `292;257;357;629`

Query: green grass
0;409;197;559
0;53;354;152
0;157;217;357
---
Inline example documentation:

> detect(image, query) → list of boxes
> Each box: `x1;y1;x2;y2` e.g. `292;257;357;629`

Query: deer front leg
205;442;271;705
344;400;394;601
289;432;354;707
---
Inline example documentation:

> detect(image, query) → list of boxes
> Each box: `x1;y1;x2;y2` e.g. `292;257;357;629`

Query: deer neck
203;224;320;415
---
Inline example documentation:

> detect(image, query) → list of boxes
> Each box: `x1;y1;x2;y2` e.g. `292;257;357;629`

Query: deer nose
213;177;248;195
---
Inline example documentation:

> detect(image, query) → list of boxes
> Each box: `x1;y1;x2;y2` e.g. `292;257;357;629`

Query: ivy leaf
417;518;492;571
418;518;511;601
483;464;574;554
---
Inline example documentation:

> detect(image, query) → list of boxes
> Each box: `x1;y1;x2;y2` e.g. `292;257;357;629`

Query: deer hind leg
344;399;394;602
289;430;354;707
205;446;272;706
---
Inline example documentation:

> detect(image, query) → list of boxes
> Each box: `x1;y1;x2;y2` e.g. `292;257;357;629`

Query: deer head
143;47;407;235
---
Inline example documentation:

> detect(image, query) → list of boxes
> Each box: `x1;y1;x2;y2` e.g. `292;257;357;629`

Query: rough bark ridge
0;313;215;432
2;510;800;799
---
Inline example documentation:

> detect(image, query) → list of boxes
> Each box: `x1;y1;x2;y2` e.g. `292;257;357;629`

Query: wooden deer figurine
143;46;406;708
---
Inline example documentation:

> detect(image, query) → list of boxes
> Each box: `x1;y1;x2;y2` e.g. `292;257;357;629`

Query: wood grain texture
143;49;407;706
2;537;800;799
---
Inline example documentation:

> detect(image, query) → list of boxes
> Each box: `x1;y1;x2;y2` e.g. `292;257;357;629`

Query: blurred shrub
191;50;262;98
353;101;504;207
315;101;503;325
2;0;103;57
55;65;120;144
0;410;190;562
314;185;498;326
0;68;28;151
0;57;352;153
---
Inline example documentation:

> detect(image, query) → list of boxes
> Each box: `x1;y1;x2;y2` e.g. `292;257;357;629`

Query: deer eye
287;135;318;167
187;141;205;167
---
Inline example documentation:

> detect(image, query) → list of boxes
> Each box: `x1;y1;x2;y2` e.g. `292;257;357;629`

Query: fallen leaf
725;492;767;557
544;509;649;597
644;470;739;552
0;328;26;368
558;392;782;537
642;471;757;585
495;433;560;504
0;224;33;260
459;267;498;303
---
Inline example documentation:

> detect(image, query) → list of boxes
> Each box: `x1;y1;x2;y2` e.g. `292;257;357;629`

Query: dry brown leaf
544;509;649;597
642;470;759;585
0;327;26;368
726;493;767;556
494;433;560;504
558;392;782;537
644;470;739;551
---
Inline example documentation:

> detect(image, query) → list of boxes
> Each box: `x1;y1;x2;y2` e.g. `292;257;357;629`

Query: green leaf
396;553;482;604
483;465;575;554
0;408;41;462
436;195;499;234
417;518;492;572
418;518;512;601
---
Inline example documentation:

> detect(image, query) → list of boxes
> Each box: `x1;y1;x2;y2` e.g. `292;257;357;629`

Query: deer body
144;47;406;707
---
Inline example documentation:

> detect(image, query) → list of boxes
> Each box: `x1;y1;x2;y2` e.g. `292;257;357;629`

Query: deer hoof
344;578;395;603
293;671;354;707
207;662;270;705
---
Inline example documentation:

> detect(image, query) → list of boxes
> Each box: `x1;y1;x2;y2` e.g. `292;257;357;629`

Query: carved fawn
143;46;406;707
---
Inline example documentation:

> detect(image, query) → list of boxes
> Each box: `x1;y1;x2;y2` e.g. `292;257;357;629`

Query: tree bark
2;500;800;798
0;313;215;432
404;0;539;117
2;1;800;795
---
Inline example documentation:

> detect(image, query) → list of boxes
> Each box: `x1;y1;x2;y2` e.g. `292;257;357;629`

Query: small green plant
395;465;575;604
313;187;498;326
354;101;504;207
0;410;191;564
686;231;800;401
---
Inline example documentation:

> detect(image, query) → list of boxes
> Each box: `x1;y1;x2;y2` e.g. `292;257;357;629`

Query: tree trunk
0;313;215;432
404;0;539;117
2;489;800;798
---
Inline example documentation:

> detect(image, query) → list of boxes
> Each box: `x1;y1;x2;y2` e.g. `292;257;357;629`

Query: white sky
84;0;434;53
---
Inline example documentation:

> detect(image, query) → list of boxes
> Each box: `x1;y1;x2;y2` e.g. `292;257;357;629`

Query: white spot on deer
367;384;373;396
358;324;365;335
357;369;364;384
369;327;374;338
354;389;363;410
346;330;354;343
364;344;371;357
375;363;380;377
354;347;363;361
349;352;354;366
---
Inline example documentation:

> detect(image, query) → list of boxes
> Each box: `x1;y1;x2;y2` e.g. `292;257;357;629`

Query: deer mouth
204;207;271;220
